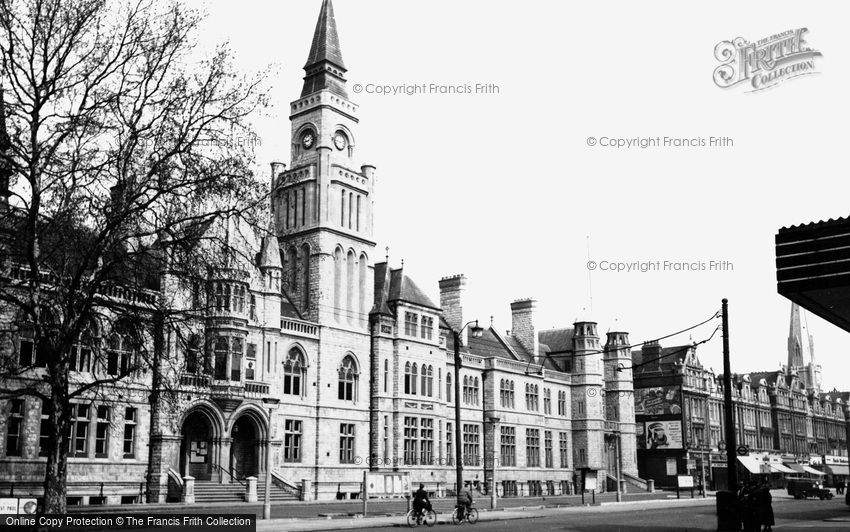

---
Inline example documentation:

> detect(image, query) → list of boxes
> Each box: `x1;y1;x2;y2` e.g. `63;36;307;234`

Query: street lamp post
262;397;281;520
452;320;484;511
615;431;622;503
489;416;500;510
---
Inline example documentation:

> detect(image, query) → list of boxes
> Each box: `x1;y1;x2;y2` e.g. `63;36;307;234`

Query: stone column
220;438;232;483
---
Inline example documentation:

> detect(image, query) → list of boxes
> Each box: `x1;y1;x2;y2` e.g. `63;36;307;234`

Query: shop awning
737;456;765;474
824;465;850;476
768;463;796;474
784;463;805;474
803;466;825;476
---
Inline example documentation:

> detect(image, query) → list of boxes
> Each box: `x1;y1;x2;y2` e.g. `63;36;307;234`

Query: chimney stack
510;298;539;361
641;340;663;371
439;274;467;344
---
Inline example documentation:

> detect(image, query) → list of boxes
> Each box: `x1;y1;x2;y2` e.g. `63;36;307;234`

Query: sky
188;0;850;391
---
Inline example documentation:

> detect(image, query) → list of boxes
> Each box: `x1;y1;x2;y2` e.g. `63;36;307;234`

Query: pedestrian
739;482;759;532
754;481;774;532
837;479;845;495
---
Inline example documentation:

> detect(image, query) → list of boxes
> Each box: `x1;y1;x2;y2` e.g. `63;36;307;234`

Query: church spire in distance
302;0;348;98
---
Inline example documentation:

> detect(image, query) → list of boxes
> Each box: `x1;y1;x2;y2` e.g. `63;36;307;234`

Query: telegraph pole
721;299;737;492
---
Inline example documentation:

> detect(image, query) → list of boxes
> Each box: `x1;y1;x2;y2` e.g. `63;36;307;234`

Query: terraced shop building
0;0;641;505
631;305;849;490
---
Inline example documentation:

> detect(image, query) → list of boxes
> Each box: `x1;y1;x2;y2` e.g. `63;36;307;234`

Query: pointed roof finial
301;0;348;98
385;246;389;264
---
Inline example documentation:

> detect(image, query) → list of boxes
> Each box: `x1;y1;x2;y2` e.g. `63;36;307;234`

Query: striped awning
803;465;825;476
769;463;796;474
784;463;805;474
824;465;850;476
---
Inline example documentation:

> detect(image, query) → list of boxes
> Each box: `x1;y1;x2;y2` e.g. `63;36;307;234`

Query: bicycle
406;507;437;527
451;505;479;525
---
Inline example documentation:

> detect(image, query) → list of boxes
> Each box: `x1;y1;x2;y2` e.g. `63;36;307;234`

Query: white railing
281;317;318;337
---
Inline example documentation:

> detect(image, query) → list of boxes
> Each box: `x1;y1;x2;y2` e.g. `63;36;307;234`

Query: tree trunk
42;383;70;514
147;310;165;502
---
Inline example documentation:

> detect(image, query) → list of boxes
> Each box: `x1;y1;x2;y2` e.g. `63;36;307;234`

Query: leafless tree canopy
0;0;270;512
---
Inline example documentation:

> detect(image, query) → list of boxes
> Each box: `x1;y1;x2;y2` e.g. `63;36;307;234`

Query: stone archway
181;410;217;481
230;414;261;479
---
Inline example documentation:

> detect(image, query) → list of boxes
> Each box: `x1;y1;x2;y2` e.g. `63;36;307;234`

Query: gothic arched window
404;362;413;395
338;355;358;401
106;322;139;377
411;363;418;395
284;348;306;396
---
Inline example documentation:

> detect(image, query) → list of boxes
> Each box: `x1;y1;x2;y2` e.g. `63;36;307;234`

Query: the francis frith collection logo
713;28;822;92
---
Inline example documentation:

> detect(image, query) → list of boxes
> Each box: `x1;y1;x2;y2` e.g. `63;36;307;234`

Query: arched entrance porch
228;408;268;480
180;407;224;481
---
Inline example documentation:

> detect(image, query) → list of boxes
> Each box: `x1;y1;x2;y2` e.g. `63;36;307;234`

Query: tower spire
302;0;348;98
787;302;806;368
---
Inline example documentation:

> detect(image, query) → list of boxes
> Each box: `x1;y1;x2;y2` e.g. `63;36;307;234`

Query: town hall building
0;0;640;504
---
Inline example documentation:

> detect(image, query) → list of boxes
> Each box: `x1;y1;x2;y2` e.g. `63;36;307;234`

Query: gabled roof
388;267;439;310
371;262;439;315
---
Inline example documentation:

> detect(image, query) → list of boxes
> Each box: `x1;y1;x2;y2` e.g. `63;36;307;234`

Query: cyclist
412;483;431;520
457;486;473;521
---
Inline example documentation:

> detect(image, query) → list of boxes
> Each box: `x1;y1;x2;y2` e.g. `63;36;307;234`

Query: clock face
301;131;315;149
333;132;348;150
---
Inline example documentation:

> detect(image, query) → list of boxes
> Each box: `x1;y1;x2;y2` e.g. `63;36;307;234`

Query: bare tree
0;0;269;513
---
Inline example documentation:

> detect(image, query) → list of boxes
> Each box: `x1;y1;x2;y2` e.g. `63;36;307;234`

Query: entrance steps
193;480;298;503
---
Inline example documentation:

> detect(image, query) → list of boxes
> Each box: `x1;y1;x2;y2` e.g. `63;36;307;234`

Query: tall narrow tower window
301;243;311;312
358;253;367;327
340;191;345;227
348;193;353;229
301;187;307;226
346;249;355;323
293;189;299;228
284;193;290;230
333;247;343;322
356;195;361;231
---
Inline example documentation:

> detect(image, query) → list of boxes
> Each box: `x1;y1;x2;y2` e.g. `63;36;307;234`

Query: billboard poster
634;386;682;416
637;420;683;450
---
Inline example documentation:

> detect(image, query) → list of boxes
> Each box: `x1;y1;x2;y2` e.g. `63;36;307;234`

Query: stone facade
0;0;641;504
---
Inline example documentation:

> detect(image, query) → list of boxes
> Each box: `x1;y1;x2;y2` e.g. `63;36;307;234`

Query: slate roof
371;262;439;316
538;328;575;353
441;325;561;371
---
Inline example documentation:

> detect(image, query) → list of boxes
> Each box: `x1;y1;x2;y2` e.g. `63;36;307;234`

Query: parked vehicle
786;477;833;500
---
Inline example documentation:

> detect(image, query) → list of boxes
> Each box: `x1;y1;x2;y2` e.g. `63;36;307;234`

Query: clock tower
272;0;376;329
